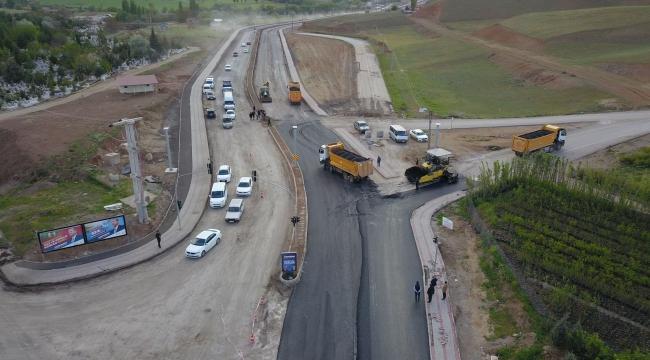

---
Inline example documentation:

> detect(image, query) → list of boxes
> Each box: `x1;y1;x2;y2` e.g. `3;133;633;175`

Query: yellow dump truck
512;125;567;156
319;142;373;182
288;81;302;105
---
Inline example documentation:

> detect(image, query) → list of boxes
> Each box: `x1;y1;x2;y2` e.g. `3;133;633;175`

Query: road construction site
0;13;649;360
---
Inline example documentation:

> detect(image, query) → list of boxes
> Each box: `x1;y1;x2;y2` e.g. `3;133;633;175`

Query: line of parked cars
353;120;429;143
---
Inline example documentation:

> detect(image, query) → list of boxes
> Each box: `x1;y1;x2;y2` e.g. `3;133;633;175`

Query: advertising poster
83;215;128;243
281;252;298;273
38;224;85;253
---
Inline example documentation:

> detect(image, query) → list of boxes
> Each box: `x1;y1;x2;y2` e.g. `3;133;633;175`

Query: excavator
404;148;458;186
259;81;272;103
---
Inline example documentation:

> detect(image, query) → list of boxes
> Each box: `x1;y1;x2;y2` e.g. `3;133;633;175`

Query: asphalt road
0;27;293;360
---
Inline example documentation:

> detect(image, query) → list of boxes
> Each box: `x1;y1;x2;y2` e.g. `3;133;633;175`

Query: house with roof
116;75;158;95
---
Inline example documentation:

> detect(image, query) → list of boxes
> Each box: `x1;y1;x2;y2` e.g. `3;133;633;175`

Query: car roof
357;120;367;124
228;198;243;207
239;176;252;183
196;230;217;239
218;164;229;170
413;129;424;133
211;182;226;191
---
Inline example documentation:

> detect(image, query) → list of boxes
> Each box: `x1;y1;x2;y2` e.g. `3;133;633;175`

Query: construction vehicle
404;148;458;186
259;81;272;103
319;142;373;182
288;81;302;105
512;125;566;156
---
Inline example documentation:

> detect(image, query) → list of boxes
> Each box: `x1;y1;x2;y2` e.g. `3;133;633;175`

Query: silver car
225;199;244;223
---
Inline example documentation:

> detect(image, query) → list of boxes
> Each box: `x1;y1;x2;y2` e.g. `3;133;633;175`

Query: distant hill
439;0;650;21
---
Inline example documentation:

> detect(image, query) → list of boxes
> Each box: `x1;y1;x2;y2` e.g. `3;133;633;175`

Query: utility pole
111;117;149;224
427;110;432;149
435;122;441;148
163;127;177;173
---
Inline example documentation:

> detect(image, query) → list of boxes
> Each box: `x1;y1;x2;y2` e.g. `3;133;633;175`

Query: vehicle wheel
201;250;206;257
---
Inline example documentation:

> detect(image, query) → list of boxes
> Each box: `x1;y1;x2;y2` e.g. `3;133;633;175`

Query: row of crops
469;154;650;348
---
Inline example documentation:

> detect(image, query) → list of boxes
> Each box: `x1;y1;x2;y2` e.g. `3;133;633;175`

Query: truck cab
319;145;328;163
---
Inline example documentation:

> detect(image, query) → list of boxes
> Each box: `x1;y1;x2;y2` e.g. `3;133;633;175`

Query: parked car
224;109;236;121
241;42;247;47
209;182;227;208
206;93;216;100
225;198;245;223
243;48;249;53
206;108;216;119
246;41;252;45
185;229;221;258
225;64;232;71
409;128;428;142
236;177;253;196
233;51;239;57
354;120;370;134
216;165;232;182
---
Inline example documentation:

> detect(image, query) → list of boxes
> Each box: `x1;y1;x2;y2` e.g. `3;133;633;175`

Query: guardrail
244;24;308;285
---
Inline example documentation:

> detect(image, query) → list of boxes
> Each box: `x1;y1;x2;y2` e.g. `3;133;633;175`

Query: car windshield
239;181;250;187
228;206;240;212
218;169;228;175
396;131;406;136
414;130;423;135
211;191;224;197
192;238;206;246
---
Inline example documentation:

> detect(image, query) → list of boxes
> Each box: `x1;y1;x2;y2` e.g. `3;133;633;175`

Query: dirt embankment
0;51;201;188
474;24;544;52
285;32;358;114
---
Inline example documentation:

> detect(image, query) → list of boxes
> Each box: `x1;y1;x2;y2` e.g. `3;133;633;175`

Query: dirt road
410;17;650;106
0;28;293;360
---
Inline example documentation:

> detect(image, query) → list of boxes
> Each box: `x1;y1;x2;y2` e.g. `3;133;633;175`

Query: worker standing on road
414;281;421;303
156;231;162;248
442;281;448;300
377;156;381;167
427;282;435;303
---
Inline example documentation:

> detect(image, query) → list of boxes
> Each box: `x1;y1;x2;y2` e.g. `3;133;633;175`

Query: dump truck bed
329;148;373;178
519;129;552;139
331;148;368;162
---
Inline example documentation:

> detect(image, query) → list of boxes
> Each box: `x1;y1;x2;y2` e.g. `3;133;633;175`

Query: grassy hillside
470;154;650;352
501;5;650;39
439;0;650;21
305;12;620;118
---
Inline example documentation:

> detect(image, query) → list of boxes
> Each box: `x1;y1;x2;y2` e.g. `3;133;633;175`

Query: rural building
116;75;158;95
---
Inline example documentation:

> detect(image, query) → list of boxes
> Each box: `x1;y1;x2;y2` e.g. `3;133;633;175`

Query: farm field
304;13;621;118
470;154;650;351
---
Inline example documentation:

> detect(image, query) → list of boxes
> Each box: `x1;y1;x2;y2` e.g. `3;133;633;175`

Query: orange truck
512;124;567;156
319;142;373;182
288;81;302;105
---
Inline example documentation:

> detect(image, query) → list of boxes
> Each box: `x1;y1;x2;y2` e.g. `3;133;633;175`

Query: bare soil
488;53;588;90
474;24;545;52
599;63;650;82
285;32;359;114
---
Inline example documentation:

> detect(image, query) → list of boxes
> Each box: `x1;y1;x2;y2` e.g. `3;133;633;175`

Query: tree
122;0;129;12
127;35;150;59
410;0;416;12
189;0;199;15
129;0;137;14
149;27;162;53
177;2;187;22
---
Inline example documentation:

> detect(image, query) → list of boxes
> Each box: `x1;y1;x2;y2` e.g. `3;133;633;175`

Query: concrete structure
116;75;158;94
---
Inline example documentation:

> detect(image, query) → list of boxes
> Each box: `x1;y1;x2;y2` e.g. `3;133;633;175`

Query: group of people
248;106;267;121
414;277;448;303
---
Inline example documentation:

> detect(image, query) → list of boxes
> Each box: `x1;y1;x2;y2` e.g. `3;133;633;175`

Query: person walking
155;231;162;248
442;281;448;300
377;156;382;167
414;281;421;303
427;283;435;303
430;276;438;288
253;105;256;113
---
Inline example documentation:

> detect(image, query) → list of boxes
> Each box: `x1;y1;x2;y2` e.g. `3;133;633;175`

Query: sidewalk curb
411;190;465;360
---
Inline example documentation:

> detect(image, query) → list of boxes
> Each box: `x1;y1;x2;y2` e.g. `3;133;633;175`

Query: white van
223;91;235;110
209;182;228;208
389;124;408;143
203;84;213;95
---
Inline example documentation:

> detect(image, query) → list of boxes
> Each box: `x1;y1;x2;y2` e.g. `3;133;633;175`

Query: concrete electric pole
111;117;149;224
163;127;177;173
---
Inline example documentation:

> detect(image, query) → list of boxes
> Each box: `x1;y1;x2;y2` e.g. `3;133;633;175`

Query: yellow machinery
404;148;458;186
512;124;566;156
319;142;373;182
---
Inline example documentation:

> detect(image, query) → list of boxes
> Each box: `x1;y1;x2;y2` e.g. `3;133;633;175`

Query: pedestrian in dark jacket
427;283;435;303
414;281;421;303
442;281;448;300
430;277;438;288
377;156;382;167
155;231;161;248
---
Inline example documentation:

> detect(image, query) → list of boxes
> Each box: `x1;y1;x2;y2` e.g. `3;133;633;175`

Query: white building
116;75;158;95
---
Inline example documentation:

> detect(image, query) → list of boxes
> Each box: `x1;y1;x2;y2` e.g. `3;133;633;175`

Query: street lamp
419;107;433;149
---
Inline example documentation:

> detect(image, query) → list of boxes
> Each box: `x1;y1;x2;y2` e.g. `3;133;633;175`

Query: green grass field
501;5;650;39
374;27;613;117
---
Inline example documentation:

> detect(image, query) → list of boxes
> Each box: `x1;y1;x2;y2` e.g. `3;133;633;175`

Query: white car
241;42;246;47
243;48;249;53
409;128;429;142
225;64;232;71
224;109;236;120
185;229;221;258
236;177;253;196
225;198;244;223
216;165;231;182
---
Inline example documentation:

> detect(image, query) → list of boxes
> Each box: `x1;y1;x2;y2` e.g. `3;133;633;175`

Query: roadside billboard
37;224;85;253
83;215;127;243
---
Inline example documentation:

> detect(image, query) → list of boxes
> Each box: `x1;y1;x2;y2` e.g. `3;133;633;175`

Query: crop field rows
476;183;650;327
